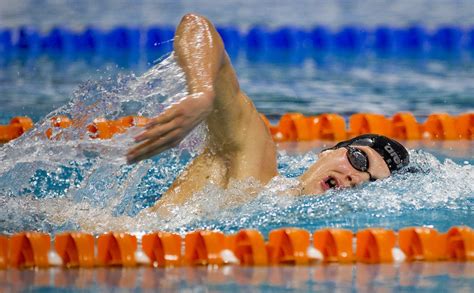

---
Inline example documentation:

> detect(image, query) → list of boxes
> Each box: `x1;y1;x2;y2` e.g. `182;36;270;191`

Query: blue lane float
146;26;175;52
396;26;428;51
0;29;12;52
42;27;75;52
374;27;395;51
432;26;463;51
17;27;42;53
74;27;105;52
333;26;368;50
309;26;331;50
105;27;140;51
246;26;270;51
2;25;474;57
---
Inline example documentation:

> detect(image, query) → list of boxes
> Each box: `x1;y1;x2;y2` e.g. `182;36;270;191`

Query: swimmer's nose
344;173;364;187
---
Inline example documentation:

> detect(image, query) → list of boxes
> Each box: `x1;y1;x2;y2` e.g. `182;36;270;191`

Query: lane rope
1;112;472;144
1;226;472;269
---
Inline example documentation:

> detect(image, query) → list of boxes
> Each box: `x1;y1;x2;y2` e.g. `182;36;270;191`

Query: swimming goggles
344;146;376;182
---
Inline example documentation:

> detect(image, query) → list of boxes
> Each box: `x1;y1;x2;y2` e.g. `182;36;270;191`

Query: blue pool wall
1;25;474;57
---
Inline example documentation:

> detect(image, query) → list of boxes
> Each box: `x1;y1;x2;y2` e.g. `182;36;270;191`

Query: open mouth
321;176;339;191
326;176;338;189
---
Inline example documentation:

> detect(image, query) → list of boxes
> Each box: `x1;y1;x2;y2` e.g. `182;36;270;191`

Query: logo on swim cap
384;144;403;169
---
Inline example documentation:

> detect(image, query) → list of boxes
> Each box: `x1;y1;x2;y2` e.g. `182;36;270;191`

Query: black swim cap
331;134;409;173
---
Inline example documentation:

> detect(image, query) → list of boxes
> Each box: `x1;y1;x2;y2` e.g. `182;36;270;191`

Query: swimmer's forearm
174;14;225;96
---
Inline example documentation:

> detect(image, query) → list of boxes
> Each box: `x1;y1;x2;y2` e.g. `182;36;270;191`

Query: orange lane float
0;125;22;143
267;228;311;265
96;233;137;267
313;229;354;263
445;226;474;261
142;231;182;267
9;232;51;268
1;112;473;143
455;112;474;139
233;229;268;266
0;236;8;269
0;116;33;143
356;228;396;263
224;233;238;252
117;116;151;128
391;112;421;140
184;230;226;266
275;113;313;141
0;226;473;270
45;116;73;139
349;113;393;138
44;115;150;140
87;116;150;139
54;232;95;268
309;114;347;141
398;227;446;261
422;113;458;140
87;119;127;139
10;116;34;133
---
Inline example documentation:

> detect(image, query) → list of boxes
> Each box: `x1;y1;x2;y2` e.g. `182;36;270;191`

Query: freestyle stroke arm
127;14;224;164
127;14;277;187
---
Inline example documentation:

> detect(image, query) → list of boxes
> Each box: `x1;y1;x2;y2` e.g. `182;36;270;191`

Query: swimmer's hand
126;91;214;164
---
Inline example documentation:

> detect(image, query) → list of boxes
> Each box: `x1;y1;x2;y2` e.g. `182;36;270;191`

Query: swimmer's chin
282;181;325;196
298;181;326;196
299;188;325;196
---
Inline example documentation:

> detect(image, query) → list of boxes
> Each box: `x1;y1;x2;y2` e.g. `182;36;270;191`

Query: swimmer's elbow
179;13;212;30
176;13;223;52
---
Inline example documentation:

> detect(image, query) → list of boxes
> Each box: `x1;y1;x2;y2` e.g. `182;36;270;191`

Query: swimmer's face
299;146;391;195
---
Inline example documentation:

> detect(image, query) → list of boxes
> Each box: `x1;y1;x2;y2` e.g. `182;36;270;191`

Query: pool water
1;263;473;292
2;48;474;124
0;1;473;292
0;52;472;239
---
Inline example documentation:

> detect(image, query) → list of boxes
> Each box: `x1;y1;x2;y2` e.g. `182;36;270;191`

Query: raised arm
127;14;276;184
127;14;224;164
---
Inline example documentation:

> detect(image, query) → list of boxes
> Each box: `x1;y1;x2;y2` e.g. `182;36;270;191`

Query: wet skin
126;14;392;209
300;146;391;195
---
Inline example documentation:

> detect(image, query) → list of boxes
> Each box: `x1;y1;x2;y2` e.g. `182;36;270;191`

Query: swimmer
126;14;409;207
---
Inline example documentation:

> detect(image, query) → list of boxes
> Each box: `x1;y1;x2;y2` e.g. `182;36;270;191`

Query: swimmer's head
299;134;409;195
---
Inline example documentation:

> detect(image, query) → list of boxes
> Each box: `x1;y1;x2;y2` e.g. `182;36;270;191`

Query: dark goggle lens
346;147;369;172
